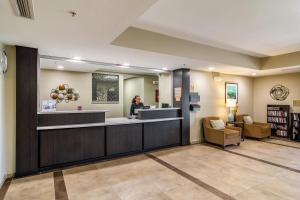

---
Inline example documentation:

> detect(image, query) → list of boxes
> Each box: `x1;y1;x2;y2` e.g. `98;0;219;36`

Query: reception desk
37;108;182;171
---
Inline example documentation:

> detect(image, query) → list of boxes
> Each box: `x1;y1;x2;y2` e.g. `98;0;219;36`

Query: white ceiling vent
9;0;35;19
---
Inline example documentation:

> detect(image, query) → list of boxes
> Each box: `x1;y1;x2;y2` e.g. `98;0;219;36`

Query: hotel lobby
1;0;300;200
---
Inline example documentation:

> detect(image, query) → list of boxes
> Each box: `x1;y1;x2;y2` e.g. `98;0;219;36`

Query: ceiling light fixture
73;56;81;60
162;67;168;70
119;65;130;69
123;63;130;66
66;59;84;63
208;67;215;71
57;65;64;70
152;69;163;72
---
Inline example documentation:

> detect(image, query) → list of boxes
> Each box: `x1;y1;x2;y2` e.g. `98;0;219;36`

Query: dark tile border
0;178;12;200
204;143;300;174
146;153;237;200
260;139;300;150
53;171;69;200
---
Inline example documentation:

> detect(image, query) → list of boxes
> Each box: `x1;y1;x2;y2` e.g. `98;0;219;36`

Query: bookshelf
291;113;300;141
267;105;290;138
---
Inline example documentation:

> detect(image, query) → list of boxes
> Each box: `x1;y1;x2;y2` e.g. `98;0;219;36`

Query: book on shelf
267;105;290;138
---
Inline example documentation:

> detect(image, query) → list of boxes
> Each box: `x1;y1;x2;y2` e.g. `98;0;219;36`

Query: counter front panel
106;124;143;156
38;111;106;126
39;126;105;167
144;120;181;150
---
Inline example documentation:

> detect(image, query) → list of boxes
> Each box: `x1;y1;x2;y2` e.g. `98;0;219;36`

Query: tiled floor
1;139;300;200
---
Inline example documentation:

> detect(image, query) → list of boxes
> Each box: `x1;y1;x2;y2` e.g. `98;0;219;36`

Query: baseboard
0;173;15;187
190;140;201;145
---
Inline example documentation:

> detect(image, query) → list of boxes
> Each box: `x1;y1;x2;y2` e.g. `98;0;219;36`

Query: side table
226;121;245;141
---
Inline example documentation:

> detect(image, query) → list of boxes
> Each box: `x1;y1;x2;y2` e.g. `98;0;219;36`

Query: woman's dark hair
132;95;140;104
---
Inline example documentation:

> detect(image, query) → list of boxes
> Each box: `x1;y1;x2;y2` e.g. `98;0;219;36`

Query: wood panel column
16;46;38;176
173;68;190;145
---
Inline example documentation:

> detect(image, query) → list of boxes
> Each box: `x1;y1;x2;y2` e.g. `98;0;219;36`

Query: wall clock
0;50;8;74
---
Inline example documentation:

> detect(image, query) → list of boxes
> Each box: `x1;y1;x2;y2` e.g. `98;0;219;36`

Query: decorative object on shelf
0;50;8;74
50;84;80;103
225;82;238;103
92;73;119;104
270;84;289;101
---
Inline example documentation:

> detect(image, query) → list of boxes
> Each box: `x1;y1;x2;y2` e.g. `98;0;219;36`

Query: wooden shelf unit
291;113;300;141
267;105;290;138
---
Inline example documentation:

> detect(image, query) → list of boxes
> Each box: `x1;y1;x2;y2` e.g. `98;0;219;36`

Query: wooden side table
226;121;245;141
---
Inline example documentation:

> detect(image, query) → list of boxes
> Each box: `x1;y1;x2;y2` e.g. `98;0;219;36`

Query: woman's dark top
130;103;144;115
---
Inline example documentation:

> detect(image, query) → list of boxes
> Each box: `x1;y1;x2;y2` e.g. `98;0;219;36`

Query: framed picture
225;82;238;103
92;73;119;104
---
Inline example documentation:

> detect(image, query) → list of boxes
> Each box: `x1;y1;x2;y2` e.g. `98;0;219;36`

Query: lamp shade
226;99;237;107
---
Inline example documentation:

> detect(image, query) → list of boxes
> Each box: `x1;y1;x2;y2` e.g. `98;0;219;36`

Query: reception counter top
37;117;183;130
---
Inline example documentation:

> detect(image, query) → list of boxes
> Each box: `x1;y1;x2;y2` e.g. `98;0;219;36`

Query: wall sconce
212;72;222;82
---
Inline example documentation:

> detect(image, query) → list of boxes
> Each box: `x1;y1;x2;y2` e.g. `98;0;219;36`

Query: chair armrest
254;122;271;127
206;127;224;135
225;126;241;132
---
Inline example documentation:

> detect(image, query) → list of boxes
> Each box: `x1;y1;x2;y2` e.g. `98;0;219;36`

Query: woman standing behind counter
130;95;144;115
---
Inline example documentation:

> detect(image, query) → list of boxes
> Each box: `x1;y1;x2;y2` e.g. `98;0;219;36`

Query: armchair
236;114;271;139
203;117;241;148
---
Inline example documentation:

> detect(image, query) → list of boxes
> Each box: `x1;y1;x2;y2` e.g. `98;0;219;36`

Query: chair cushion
210;120;225;129
244;116;253;124
225;130;240;139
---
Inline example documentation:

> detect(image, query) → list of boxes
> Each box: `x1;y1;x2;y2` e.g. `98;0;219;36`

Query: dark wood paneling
16;46;38;176
39;127;105;167
106;124;143;156
144;120;181;150
173;69;190;145
137;109;180;120
38;112;105;126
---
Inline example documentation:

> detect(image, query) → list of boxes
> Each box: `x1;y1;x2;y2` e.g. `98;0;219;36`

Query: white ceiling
1;0;300;77
40;57;168;75
135;0;300;57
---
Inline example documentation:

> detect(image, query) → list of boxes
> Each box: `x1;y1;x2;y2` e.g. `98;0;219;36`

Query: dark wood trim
16;46;39;176
137;109;180;119
38;112;105;126
173;68;190;145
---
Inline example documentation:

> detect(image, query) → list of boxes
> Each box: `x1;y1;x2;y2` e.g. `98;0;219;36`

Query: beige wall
0;45;16;185
158;73;172;107
190;70;253;143
253;73;300;122
40;69;124;118
124;77;144;116
123;76;159;116
143;76;159;106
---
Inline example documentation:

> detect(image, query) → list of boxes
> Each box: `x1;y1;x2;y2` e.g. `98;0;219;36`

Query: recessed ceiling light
251;72;257;76
73;56;81;60
208;67;215;71
119;65;130;69
123;63;130;66
162;67;168;70
66;59;84;63
57;65;64;70
152;69;163;72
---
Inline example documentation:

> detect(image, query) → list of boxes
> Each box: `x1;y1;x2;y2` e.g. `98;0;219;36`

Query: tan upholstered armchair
236;114;271;139
203;117;241;148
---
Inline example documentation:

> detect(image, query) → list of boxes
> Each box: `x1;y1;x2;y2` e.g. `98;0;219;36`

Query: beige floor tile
4;173;55;200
